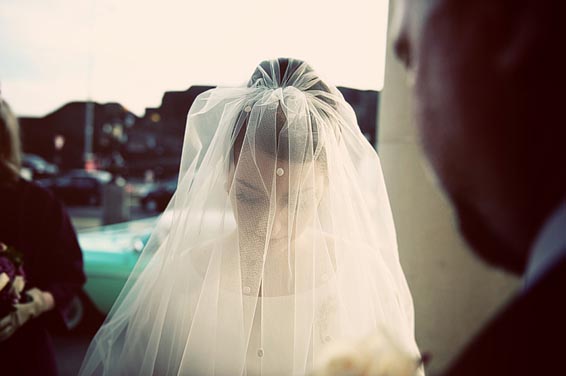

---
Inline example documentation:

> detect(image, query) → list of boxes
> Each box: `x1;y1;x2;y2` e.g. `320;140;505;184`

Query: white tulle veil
80;58;421;375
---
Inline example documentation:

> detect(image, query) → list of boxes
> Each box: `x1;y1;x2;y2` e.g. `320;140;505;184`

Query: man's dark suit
443;254;566;375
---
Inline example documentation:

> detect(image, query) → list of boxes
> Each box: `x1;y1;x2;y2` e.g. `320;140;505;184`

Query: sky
0;0;389;117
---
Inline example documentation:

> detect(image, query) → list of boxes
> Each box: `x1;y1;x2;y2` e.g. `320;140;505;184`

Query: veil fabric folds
80;58;421;376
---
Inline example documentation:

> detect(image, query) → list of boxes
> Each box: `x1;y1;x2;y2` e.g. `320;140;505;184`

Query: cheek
414;39;493;202
413;81;463;198
413;30;469;193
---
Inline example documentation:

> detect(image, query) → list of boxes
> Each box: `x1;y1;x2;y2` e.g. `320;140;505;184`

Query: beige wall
377;6;520;374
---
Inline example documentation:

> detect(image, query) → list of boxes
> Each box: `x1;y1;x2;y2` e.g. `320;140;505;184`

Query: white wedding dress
198;233;340;376
79;58;422;376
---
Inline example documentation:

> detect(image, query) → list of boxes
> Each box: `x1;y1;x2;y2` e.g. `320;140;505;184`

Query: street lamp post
84;101;95;169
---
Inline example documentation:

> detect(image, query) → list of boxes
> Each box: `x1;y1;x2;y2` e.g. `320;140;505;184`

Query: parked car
139;177;177;212
22;153;59;179
78;216;158;314
66;169;113;184
125;180;157;199
37;170;113;206
57;215;160;334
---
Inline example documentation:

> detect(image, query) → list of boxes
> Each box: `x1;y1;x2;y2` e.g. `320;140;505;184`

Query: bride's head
226;58;339;246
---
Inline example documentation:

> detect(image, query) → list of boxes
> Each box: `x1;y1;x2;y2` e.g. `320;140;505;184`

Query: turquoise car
77;216;157;314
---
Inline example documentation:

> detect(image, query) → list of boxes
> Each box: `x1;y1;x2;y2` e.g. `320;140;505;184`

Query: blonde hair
0;98;22;183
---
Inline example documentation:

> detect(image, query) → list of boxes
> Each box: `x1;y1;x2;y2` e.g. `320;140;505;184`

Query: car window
56;176;72;187
72;177;97;189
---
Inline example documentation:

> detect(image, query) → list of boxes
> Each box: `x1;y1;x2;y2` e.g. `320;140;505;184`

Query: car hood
78;209;236;254
78;216;158;254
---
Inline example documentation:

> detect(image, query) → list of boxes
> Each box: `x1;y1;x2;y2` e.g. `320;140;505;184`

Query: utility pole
84;0;96;169
84;101;94;169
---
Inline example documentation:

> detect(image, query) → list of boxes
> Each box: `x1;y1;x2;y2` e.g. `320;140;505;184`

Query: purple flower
0;243;26;317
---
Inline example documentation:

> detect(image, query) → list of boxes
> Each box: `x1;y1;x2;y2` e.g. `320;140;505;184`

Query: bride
80;58;422;375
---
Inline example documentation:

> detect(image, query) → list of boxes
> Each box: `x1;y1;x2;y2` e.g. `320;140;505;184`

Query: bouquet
0;242;27;317
311;326;428;376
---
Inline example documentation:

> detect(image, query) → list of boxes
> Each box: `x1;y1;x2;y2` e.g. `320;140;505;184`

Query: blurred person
80;58;423;375
393;0;566;374
0;96;86;375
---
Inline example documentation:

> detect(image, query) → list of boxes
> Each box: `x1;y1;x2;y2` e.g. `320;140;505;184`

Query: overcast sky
0;0;389;117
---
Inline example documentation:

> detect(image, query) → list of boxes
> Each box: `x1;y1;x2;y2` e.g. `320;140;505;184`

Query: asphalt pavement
54;334;92;375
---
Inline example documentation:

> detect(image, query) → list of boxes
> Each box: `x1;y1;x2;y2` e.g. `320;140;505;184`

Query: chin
452;196;527;275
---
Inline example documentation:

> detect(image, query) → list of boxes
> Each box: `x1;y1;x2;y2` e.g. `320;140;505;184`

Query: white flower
11;275;25;300
0;272;9;292
312;327;423;376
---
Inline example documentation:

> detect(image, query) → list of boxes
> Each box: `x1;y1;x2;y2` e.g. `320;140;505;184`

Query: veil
79;58;421;375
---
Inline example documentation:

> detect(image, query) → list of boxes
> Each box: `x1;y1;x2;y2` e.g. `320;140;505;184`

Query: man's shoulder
443;257;566;375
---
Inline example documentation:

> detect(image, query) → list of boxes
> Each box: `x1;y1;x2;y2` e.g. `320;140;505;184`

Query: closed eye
236;178;264;193
236;192;263;205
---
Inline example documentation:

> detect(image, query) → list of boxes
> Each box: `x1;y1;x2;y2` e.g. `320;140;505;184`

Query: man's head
392;0;566;274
